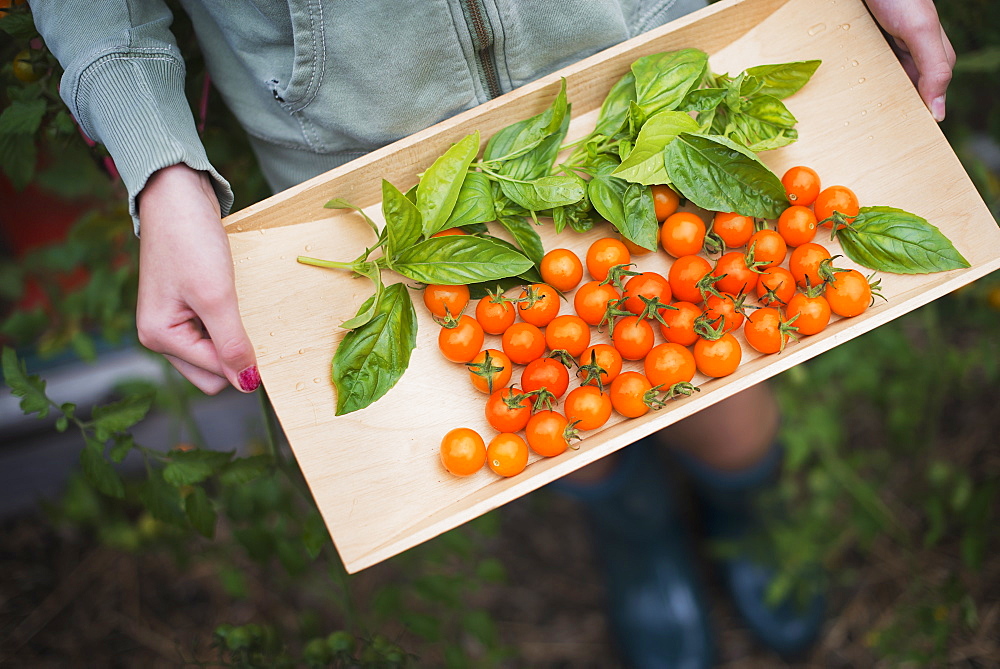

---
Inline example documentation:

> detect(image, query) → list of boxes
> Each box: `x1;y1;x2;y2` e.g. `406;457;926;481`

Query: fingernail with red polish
238;365;261;392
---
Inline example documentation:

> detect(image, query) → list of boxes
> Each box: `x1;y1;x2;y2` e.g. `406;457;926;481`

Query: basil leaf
612;111;699;185
681;87;727;112
836;206;971;274
499;175;586;211
443;172;495;229
744;60;822;99
382;180;422;259
727;95;798;151
620;183;659;251
339;263;384;330
588;173;626;228
593;70;637;137
502;105;571;181
485;79;567;162
332;283;417;416
418;131;480;237
468;277;525;300
631;49;709;117
551;194;592;235
499;216;545;268
480;236;545;284
663;132;787;219
393;235;533;284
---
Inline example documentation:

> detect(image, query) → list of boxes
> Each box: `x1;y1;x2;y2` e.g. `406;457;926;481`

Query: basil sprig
835;207;970;274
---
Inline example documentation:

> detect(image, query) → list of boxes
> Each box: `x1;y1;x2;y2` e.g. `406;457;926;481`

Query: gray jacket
31;0;706;226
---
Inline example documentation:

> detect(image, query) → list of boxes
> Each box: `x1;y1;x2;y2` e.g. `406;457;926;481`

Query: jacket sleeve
30;0;234;233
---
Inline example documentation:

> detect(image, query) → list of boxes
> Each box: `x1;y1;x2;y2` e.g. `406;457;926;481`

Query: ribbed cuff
68;49;233;234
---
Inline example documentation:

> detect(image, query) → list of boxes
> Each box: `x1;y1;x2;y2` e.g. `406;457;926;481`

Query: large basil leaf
417;131;480;237
593;70;637;137
393;235;533;284
501;106;571;181
631;49;708;117
443;172;496;229
727;95;798;151
612;111;699;185
499;175;586;211
332;282;417;415
382;180;422;259
681;87;727;113
484;79;567;162
588;173;628;228
836;206;970;274
499;216;545;268
621;183;659;251
663;132;787;219
745;60;822;99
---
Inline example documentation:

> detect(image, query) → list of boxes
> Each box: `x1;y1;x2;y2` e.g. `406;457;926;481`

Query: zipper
460;0;502;100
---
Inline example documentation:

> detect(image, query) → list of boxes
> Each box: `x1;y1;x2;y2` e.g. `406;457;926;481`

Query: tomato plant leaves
631;49;708;117
392;235;533;285
663;132;787;219
91;392;154;442
332;283;418;416
81;438;126;499
2;345;50;418
745;60;821;99
417;131;480;237
612;111;699;185
185;486;217;538
836;206;971;274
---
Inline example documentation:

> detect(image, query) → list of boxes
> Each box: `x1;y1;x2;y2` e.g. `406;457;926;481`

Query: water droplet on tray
269;331;276;337
843;121;850;127
808;23;826;36
295;382;306;391
867;135;874;141
861;110;868;116
841;23;851;30
858;77;866;84
851;59;859;67
313;377;322;384
297;349;305;355
304;245;312;252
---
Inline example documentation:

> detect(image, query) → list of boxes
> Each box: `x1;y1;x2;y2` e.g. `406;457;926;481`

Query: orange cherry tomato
475;291;517;335
660;211;706;258
545;314;592;357
651;184;681;222
748;229;787;269
517;283;560;327
621;236;654;256
824;268;873;317
756;266;797;307
520;356;571;398
431;227;468;237
487;433;529;477
668;254;713;304
501;322;546;365
781;165;821;206
526;410;574;457
712;211;755;249
693;333;743;378
540;248;584;292
485;387;532;433
744;307;796;354
786;292;831;335
467;348;513;394
578;343;623;387
423;284;469;318
564;385;613;431
644;342;696;388
438;315;484;363
623;271;672;316
658;301;702;347
440;428;486;476
574;280;620;326
586;238;631;281
609;371;653;418
789;243;832;289
712;251;758;297
777;205;818;247
814;185;859;228
703;292;747;333
611;316;655;361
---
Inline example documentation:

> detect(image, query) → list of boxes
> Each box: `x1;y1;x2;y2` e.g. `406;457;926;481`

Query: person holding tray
29;0;955;666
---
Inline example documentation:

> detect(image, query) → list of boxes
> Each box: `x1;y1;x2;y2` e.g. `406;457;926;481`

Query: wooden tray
223;0;1000;573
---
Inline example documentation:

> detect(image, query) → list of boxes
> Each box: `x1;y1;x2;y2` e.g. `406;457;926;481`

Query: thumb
196;288;260;393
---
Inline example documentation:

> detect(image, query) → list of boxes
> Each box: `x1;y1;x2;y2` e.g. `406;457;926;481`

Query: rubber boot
672;444;825;659
553;438;714;669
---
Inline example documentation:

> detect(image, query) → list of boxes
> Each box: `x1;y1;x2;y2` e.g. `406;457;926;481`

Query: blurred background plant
0;0;997;666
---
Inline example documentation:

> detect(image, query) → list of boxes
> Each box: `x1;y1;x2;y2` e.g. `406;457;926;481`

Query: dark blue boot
553;439;714;669
673;444;825;659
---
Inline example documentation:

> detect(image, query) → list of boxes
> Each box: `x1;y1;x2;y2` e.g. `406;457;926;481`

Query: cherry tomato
440;428;486;476
578;343;623;387
786;292;831;335
658;301;702;347
789;243;832;289
521;356;571;398
712;211;755;249
748;229;787;269
668;254;713;304
586;238;631;281
609;371;653;418
517;283;560;327
475;291;516;335
651;184;681;222
781;165;821;206
485;387;532;433
487;433;529;477
611;316;655;361
744;307;796;354
660;211;706;258
467;348;512;394
574;280;620;326
712;251;758;296
703;292;747;333
815;185;859;228
501;322;546;365
824;268;873;317
693;333;742;378
526;410;574;457
644;343;696;388
564;385;613;431
623;271;671;316
431;228;468;237
438;315;484;363
540;248;584;292
424;284;469;319
777;205;818;247
756;266;797;307
545;314;592;357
